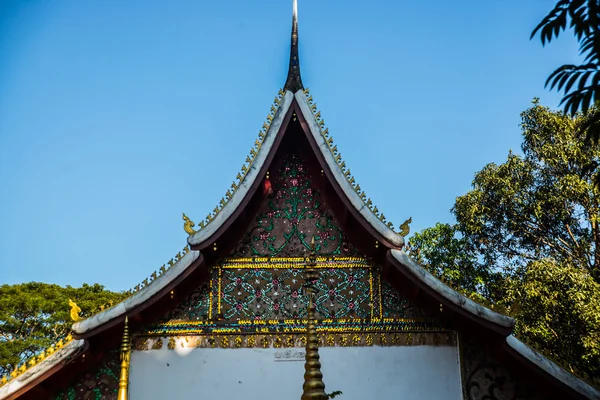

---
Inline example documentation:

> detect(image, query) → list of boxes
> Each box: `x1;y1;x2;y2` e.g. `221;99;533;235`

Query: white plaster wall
130;344;462;400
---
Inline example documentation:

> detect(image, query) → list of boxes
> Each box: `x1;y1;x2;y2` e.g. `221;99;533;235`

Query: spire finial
283;0;304;92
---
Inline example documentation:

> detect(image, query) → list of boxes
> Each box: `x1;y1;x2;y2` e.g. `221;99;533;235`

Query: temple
1;2;599;400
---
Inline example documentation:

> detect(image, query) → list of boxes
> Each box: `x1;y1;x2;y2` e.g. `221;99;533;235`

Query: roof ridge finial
283;0;304;92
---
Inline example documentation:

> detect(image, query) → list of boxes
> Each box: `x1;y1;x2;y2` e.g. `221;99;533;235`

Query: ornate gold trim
132;332;456;351
0;334;74;387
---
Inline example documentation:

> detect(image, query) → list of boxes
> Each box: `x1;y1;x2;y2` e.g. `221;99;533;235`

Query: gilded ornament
167;338;176;350
261;337;269;348
379;334;387;345
247;336;256;348
68;299;82;322
135;338;149;351
406;333;413;346
234;336;243;348
398;217;412;237
152;338;163;350
274;336;283;348
286;336;295;347
220;337;229;348
182;213;197;235
326;335;335;346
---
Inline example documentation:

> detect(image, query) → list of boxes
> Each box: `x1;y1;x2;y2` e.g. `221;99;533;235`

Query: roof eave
0;339;86;400
388;249;515;333
187;91;295;248
294;90;404;248
72;249;202;336
506;335;600;400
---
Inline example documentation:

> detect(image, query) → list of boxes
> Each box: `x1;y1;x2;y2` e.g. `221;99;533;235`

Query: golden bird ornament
68;299;82;322
182;213;197;235
398;217;412;237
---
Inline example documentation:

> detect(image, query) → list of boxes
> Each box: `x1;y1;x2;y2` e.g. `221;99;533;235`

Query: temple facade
1;2;599;400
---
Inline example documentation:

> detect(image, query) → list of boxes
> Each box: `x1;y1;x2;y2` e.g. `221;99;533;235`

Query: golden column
301;240;328;400
117;316;131;400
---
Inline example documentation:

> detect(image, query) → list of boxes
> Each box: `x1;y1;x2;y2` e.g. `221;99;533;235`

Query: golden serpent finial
182;213;197;236
398;217;412;237
117;317;131;400
68;299;82;322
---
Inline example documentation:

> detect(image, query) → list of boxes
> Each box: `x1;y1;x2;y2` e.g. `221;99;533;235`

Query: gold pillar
301;243;327;400
117;316;131;400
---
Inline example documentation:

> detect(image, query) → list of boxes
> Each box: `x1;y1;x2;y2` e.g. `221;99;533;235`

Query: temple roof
2;2;600;399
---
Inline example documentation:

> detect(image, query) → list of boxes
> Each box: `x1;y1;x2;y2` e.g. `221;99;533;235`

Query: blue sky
0;0;580;291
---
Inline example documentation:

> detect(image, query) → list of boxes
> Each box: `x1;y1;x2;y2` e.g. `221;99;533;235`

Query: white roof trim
294;90;404;247
0;339;85;400
506;335;600;400
390;249;514;329
188;91;295;246
72;249;201;335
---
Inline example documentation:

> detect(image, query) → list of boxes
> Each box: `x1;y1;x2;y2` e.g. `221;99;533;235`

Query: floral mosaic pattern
219;265;371;320
162;257;427;324
382;280;426;318
232;153;358;257
167;283;210;321
52;349;119;400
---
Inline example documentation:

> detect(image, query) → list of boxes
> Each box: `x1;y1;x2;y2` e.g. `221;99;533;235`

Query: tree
0;282;127;376
454;99;600;280
409;101;600;383
533;0;600;116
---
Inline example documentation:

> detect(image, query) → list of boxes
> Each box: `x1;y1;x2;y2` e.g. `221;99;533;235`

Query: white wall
130;344;462;400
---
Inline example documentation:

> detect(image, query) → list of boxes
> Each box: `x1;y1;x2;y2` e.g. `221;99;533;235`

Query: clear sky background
0;0;580;291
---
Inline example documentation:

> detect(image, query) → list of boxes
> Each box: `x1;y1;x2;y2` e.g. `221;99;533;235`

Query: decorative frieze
133;331;456;351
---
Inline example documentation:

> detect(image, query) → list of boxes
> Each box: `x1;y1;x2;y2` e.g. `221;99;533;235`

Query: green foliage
508;258;600;381
407;223;496;301
409;101;600;384
0;282;126;376
532;0;600;116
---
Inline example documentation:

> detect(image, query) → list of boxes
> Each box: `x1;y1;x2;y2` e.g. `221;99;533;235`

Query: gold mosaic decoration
0;334;74;387
133;331;456;351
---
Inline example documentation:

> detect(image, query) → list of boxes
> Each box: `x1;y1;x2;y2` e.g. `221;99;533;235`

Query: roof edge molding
188;91;294;247
506;335;600;400
294;90;405;248
0;339;86;400
72;249;201;335
388;249;514;331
